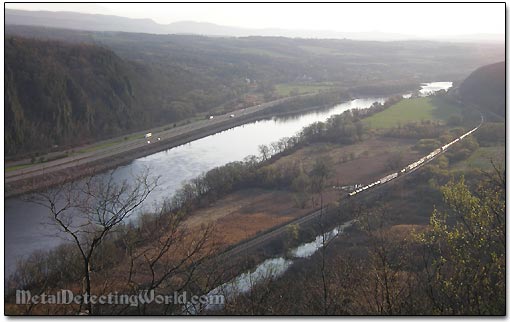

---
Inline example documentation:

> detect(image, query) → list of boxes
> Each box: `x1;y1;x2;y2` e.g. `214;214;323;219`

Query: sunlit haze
6;2;504;38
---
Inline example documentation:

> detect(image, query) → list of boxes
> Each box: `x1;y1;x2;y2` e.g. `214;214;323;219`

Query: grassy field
5;163;34;172
275;83;335;96
268;137;420;186
181;136;421;251
76;140;126;154
363;97;461;129
453;145;505;171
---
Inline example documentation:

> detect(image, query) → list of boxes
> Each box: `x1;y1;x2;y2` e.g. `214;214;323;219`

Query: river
188;220;356;313
4;82;451;276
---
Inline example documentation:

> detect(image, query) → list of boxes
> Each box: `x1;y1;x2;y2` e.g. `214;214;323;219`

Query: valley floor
182;136;421;252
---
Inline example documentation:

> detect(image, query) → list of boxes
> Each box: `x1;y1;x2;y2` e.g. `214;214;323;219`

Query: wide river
4;82;451;276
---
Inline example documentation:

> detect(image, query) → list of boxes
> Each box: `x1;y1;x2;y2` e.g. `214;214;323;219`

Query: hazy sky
6;2;505;37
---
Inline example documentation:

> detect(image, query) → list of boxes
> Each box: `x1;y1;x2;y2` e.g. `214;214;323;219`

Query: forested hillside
6;37;140;155
7;25;504;86
458;61;505;118
4;37;242;156
5;25;504;157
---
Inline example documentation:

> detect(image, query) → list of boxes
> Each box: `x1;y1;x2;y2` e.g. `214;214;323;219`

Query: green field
77;140;124;154
453;146;505;171
275;83;334;96
5;163;33;172
363;97;461;129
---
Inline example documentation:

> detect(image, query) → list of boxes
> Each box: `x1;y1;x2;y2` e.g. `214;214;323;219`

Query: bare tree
111;198;226;315
307;157;334;313
29;169;158;314
355;204;412;315
258;144;270;161
309;156;331;208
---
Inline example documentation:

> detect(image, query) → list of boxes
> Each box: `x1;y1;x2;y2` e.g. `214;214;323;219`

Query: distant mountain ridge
4;21;504;156
6;9;164;34
5;8;504;42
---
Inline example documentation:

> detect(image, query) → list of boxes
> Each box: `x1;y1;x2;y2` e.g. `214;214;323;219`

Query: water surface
5;82;452;276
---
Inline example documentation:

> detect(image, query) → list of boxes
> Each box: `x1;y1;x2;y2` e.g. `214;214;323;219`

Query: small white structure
147;140;151;144
230;114;235;118
145;132;152;139
209;116;214;120
157;137;161;141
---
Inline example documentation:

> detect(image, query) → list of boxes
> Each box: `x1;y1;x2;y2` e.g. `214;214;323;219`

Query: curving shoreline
5;83;421;198
5;94;333;198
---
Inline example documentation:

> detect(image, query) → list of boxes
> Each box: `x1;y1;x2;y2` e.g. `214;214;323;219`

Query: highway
5;94;313;194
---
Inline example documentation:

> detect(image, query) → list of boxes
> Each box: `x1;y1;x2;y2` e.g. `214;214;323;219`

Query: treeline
6;105;371;313
268;90;349;114
356;95;403;117
6;24;504;156
5;105;372;314
6;91;502;315
348;80;420;96
297;96;403;144
4;36;249;157
191;113;498;316
167;101;392;214
7;25;504;87
219;163;505;315
8;163;504;315
167;97;404;214
384;120;444;139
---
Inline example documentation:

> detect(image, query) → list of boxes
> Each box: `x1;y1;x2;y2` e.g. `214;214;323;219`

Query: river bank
4;96;391;276
5;94;325;198
5;82;422;198
5;82;450;277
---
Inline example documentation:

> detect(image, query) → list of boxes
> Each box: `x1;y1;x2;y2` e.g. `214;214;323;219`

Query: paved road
5;95;312;185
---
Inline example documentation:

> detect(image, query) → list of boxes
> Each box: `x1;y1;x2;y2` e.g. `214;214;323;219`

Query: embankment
4;94;337;198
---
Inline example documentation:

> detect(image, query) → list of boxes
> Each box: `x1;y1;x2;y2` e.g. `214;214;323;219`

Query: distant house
145;132;152;138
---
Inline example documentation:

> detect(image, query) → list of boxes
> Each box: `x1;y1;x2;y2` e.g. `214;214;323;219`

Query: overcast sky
6;2;505;37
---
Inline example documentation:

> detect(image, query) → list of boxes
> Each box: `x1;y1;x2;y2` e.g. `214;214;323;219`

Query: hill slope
458;61;505;118
5;37;236;156
4;27;504;157
5;37;141;155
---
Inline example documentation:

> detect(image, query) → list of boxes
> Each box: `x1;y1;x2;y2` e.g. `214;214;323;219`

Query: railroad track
216;114;484;260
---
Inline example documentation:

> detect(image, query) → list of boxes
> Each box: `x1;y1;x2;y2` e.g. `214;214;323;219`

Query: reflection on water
196;220;355;313
126;97;387;213
4;82;452;276
291;220;355;258
215;257;293;296
4;97;385;274
419;82;452;96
